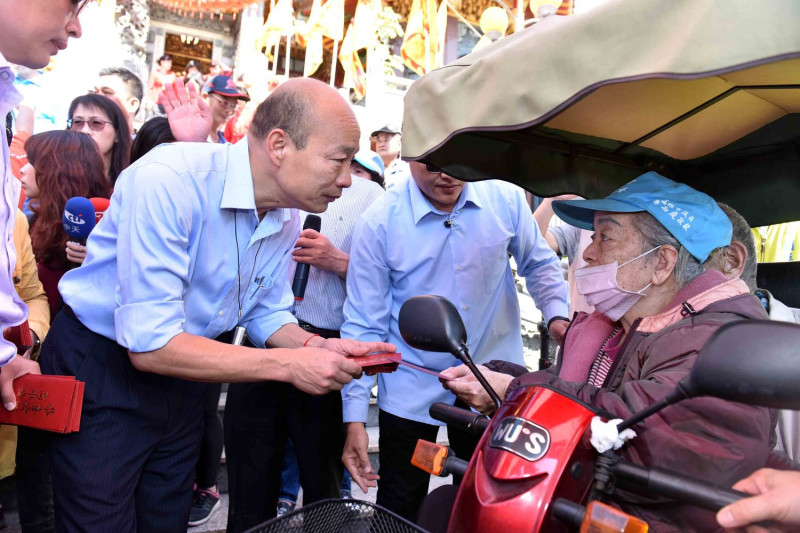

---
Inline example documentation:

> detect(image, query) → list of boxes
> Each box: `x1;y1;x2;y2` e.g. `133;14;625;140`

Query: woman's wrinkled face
582;211;657;292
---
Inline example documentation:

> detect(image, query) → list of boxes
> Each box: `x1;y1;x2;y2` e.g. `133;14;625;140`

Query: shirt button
218;311;224;316
456;266;462;271
461;305;468;310
0;72;8;80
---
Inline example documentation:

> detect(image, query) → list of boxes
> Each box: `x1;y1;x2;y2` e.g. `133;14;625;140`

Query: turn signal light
411;439;448;476
580;501;648;533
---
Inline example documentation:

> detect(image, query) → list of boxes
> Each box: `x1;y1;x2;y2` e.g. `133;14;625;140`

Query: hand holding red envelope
347;352;449;381
0;374;84;433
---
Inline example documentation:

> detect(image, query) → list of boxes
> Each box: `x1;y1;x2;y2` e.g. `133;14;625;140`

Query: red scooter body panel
447;386;597;533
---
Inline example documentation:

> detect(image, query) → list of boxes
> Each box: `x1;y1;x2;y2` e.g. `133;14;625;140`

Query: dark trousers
39;310;209;533
376;404;481;523
224;382;344;532
16;426;55;533
195;383;223;490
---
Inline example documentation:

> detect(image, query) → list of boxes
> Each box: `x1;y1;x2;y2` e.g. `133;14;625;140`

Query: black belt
297;320;340;339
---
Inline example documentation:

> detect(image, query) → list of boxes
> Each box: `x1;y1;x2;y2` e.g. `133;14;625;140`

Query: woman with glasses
67;93;131;185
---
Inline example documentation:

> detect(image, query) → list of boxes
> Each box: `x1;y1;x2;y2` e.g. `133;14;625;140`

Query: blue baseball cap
353;149;385;177
202;75;249;100
552;172;732;262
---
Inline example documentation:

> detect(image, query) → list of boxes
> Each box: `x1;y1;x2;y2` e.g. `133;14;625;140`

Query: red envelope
347;352;401;373
0;374;84;433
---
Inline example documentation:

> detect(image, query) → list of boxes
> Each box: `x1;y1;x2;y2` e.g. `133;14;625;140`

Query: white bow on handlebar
590;416;637;453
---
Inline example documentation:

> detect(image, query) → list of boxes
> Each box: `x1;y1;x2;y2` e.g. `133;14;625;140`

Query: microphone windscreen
62;197;96;240
89;197;110;223
303;214;322;232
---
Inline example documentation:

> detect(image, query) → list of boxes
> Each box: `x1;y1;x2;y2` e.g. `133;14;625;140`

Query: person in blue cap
440;172;775;531
351;149;386;188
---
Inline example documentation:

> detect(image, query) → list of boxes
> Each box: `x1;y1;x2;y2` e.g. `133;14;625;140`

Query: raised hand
159;78;211;143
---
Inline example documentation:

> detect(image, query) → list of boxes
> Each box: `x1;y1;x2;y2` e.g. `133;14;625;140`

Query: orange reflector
580;501;648;533
411;440;448;476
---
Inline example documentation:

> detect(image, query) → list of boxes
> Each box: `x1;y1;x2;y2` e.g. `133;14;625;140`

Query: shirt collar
0;50;9;70
220;137;257;212
408;179;483;224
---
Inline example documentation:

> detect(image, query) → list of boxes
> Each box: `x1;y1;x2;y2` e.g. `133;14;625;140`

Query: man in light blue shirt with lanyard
341;161;569;521
40;78;394;532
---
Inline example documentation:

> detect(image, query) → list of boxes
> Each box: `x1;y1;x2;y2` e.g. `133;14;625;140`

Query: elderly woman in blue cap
350;149;386;189
441;172;774;531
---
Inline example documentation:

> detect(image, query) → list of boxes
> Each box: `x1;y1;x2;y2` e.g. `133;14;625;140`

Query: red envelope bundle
348;352;401;373
0;374;84;433
348;353;450;381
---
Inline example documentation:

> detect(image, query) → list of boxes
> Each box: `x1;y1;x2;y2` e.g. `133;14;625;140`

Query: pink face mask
574;247;659;322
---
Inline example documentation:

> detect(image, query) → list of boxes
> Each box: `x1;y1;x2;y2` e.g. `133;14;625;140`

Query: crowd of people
0;2;798;533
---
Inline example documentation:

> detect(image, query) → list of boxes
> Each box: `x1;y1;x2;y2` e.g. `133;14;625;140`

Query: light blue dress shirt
59;139;299;353
341;178;568;425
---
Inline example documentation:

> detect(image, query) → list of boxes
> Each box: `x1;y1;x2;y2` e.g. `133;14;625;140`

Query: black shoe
188;489;221;527
276;499;296;516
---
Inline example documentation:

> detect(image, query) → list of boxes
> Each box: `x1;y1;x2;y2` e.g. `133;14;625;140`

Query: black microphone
444;219;454;228
292;215;322;301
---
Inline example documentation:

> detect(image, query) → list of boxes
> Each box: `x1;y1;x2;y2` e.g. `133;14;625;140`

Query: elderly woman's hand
65;241;87;264
440;364;513;416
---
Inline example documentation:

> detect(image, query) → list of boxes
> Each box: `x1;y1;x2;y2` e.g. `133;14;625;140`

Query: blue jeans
278;439;300;502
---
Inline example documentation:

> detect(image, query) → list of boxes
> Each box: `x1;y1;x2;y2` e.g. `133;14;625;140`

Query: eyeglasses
210;93;238;110
425;163;443;173
67;118;112;132
71;0;92;16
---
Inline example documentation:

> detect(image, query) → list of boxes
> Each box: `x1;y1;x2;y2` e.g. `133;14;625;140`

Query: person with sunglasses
200;75;250;144
67;93;131;185
0;0;83;413
340;161;569;521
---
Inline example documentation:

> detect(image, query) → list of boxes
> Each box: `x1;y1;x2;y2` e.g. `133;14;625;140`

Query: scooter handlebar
614;460;747;510
429;402;490;435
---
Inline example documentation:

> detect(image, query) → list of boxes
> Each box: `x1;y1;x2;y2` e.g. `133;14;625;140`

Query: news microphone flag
89;197;110;223
292;215;322;301
62;197;96;245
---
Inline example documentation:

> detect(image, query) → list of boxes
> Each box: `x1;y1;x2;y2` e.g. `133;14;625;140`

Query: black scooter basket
245;498;428;533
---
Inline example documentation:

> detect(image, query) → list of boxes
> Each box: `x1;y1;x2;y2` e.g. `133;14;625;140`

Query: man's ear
652;245;679;286
129;97;141;116
265;128;292;168
723;241;748;279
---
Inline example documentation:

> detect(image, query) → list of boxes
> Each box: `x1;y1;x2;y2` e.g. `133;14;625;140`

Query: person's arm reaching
508;187;570;341
532;194;580;253
113;162;392;391
340;209;393;492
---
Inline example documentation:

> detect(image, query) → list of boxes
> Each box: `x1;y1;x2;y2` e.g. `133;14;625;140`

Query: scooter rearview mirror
399;295;468;361
685;319;800;409
399;295;502;409
619;320;800;431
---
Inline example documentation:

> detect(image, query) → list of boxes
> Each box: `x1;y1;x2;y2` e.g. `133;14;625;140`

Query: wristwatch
30;331;41;360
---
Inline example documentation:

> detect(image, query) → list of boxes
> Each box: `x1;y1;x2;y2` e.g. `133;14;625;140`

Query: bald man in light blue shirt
40;79;394;532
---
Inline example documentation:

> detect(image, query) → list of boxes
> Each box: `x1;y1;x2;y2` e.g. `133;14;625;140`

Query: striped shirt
587;326;623;387
291;177;384;330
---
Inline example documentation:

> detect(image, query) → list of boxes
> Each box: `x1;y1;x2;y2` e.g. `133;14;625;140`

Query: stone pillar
152;26;167;69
